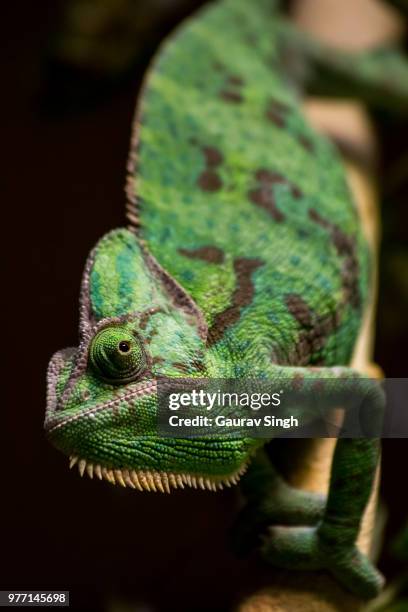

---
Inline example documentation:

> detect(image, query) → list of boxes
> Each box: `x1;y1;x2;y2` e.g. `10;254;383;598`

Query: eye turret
89;326;147;383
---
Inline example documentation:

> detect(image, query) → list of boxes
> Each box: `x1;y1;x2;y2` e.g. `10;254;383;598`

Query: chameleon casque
45;0;408;600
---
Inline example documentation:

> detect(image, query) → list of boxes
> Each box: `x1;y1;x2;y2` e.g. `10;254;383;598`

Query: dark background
2;1;408;610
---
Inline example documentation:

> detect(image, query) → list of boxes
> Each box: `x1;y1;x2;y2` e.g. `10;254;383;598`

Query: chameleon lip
68;455;248;493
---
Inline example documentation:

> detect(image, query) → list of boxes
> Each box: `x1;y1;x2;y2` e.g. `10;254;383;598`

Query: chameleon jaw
68;455;248;493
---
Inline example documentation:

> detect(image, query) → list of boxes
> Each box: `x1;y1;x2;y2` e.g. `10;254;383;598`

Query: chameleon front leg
232;365;385;599
230;448;326;555
261;438;384;599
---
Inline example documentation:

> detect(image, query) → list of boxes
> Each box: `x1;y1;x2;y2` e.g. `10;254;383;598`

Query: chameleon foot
260;525;385;599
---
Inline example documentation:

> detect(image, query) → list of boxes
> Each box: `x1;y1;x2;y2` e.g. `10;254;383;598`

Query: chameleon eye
89;326;147;383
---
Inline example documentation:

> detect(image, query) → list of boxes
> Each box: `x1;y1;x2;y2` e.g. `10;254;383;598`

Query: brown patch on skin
172;362;190;373
219;90;243;104
213;62;244;92
259;169;303;199
178;246;225;264
172;358;206;374
285;294;313;327
217;68;244;104
197;145;224;193
152;356;165;365
309;208;330;230
291;185;303;199
208;258;264;346
197;170;222;192
202;146;223;167
249;168;303;222
341;257;360;309
270;99;290;113
249;187;284;222
228;75;244;87
255;169;286;184
282;294;341;366
251;169;284;221
266;99;290;128
266;110;285;128
298;135;315;153
309;209;361;309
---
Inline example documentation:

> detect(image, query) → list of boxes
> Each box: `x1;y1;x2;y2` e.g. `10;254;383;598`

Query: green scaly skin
45;0;408;600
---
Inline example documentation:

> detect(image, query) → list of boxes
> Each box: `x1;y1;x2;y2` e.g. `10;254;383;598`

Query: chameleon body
45;0;408;599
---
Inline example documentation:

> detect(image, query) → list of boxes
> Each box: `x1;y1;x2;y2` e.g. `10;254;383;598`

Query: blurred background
2;0;407;610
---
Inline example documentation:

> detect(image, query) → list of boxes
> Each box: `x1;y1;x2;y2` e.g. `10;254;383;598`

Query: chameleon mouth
68;455;248;492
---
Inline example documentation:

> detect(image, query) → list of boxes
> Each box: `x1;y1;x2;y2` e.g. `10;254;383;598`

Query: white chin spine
68;455;247;493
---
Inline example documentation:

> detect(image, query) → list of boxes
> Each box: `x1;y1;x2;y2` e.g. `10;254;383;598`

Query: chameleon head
45;228;258;492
